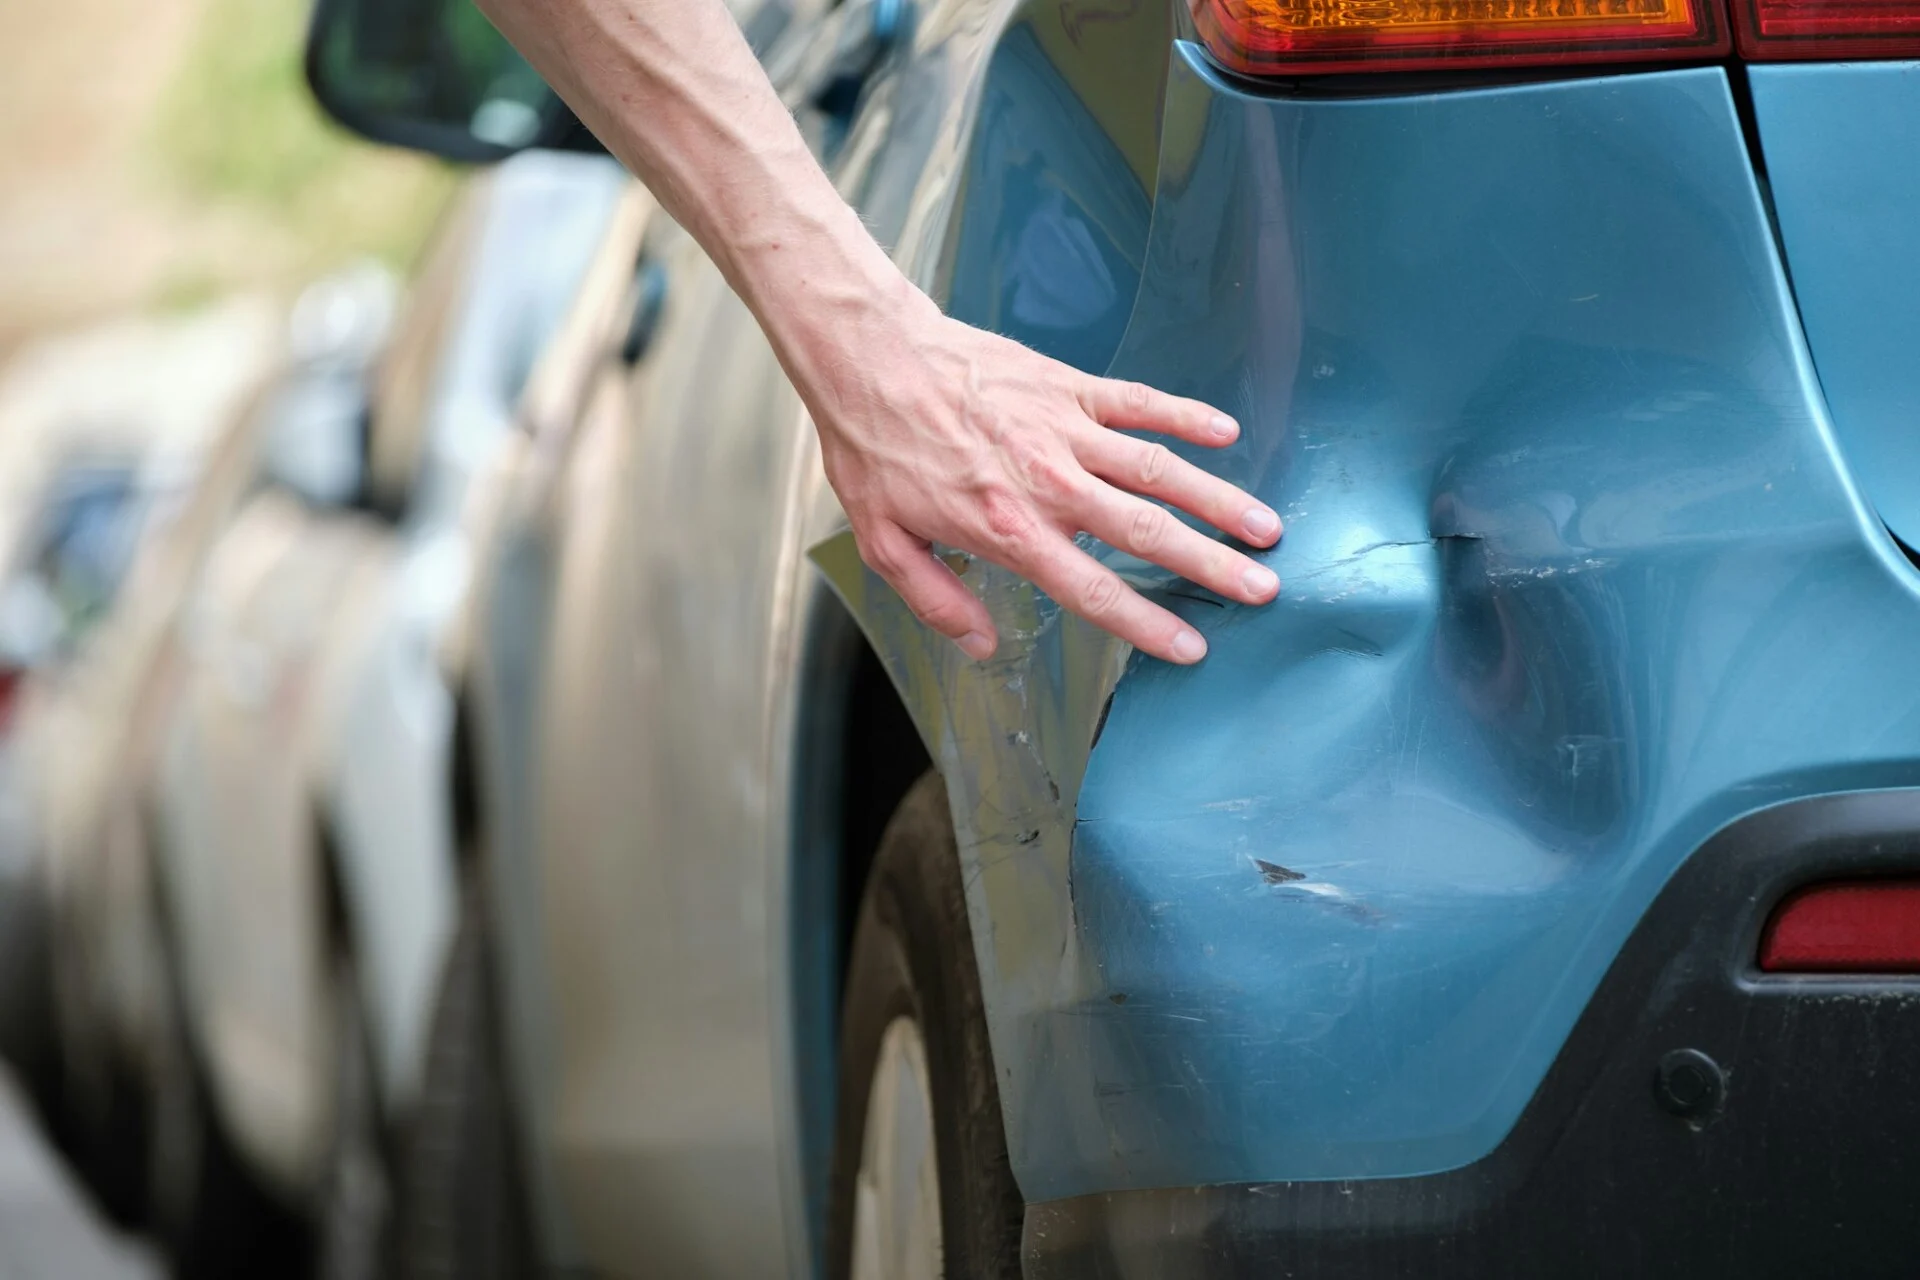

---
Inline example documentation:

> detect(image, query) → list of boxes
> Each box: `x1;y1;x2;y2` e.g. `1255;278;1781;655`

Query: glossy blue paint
826;45;1920;1204
943;24;1152;375
1750;63;1920;550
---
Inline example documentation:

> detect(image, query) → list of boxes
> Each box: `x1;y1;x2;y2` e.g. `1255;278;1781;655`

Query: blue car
306;0;1920;1274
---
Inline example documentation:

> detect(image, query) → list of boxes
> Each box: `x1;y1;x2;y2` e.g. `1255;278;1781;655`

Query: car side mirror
304;0;597;162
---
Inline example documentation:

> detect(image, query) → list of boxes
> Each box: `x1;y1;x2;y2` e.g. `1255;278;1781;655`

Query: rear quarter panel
827;35;1920;1205
1749;63;1920;548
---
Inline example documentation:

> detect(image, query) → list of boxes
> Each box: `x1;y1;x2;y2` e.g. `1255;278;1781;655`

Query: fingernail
1242;565;1279;600
1243;507;1280;540
957;631;996;661
1170;629;1208;663
1210;414;1238;441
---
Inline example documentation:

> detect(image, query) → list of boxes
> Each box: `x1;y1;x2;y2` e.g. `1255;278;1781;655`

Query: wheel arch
785;579;933;1269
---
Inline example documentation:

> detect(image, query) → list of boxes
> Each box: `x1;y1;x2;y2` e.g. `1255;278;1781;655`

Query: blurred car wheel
318;954;394;1280
0;865;56;1105
398;866;533;1280
49;1011;148;1228
826;773;1024;1280
148;896;302;1278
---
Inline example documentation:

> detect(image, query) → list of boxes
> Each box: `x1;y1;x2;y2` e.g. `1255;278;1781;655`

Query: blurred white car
139;151;626;1277
0;452;190;1082
24;269;393;1257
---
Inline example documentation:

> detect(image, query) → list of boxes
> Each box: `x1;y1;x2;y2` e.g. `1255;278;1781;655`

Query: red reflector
1759;880;1920;973
1190;0;1729;75
1734;0;1920;58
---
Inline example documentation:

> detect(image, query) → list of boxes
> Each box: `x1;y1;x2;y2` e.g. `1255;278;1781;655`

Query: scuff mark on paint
1253;858;1306;885
1090;691;1116;752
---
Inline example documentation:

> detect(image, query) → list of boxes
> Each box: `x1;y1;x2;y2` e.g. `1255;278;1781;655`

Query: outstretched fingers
1072;427;1282;549
1078;375;1240;448
1075;484;1278;608
1012;530;1210;665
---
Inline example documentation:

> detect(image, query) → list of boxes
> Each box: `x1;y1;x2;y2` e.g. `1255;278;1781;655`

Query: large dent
829;53;1920;1205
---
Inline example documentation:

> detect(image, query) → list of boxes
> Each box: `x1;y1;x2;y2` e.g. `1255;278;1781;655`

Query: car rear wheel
827;772;1024;1280
397;866;533;1280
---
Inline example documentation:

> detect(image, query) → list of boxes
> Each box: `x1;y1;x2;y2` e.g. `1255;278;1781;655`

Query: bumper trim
1024;791;1920;1278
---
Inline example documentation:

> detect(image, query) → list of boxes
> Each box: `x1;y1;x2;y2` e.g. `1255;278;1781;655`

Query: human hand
809;292;1282;665
476;0;1280;660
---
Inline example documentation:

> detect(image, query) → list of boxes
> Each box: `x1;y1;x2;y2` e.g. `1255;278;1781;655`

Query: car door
478;16;878;1280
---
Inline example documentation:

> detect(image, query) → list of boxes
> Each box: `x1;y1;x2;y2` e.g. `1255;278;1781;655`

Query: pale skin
477;0;1282;663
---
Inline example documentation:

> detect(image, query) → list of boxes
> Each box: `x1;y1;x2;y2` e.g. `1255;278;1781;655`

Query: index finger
1078;376;1239;449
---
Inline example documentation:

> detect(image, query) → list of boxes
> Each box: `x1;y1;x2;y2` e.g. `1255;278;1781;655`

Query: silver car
27;271;390;1258
309;0;1006;1273
135;155;623;1276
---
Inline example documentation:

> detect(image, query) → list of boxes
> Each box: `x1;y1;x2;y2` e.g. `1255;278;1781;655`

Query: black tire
398;868;533;1280
315;956;394;1280
43;884;151;1227
826;772;1024;1279
0;866;58;1113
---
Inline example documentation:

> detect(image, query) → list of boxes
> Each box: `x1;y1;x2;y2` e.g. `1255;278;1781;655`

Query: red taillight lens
0;668;19;730
1759;879;1920;974
1733;0;1920;58
1190;0;1728;75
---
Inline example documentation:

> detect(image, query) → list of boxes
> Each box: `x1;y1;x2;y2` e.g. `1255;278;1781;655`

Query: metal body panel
530;243;800;1273
829;49;1920;1203
473;202;855;1274
132;151;624;1196
326;152;625;1115
459;183;659;1266
1749;62;1920;549
463;4;1038;1271
157;493;394;1187
31;406;269;1123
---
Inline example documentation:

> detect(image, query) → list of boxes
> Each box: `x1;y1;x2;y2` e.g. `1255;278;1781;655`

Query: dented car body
316;0;1920;1273
828;34;1920;1273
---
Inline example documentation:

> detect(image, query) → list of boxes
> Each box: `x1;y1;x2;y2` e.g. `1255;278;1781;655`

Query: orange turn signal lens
1191;0;1729;74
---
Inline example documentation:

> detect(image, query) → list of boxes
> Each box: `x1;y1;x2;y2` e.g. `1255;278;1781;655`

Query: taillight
1759;879;1920;974
1190;0;1729;75
1733;0;1920;58
0;668;19;733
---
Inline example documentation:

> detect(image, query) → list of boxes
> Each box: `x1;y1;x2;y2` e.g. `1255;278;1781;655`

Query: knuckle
1128;503;1170;556
1136;442;1173;489
1080;571;1126;620
1123;380;1151;412
980;487;1036;549
857;535;903;580
1022;452;1078;504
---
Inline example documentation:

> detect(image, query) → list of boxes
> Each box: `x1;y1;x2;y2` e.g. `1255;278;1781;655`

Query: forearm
471;0;925;392
476;0;1282;665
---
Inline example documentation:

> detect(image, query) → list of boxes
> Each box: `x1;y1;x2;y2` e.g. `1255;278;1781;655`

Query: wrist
739;210;939;408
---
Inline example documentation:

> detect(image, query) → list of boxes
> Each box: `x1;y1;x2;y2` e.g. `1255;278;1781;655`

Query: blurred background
0;0;569;1274
0;0;451;347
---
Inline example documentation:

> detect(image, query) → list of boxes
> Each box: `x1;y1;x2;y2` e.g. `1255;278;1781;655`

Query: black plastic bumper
1023;791;1920;1278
